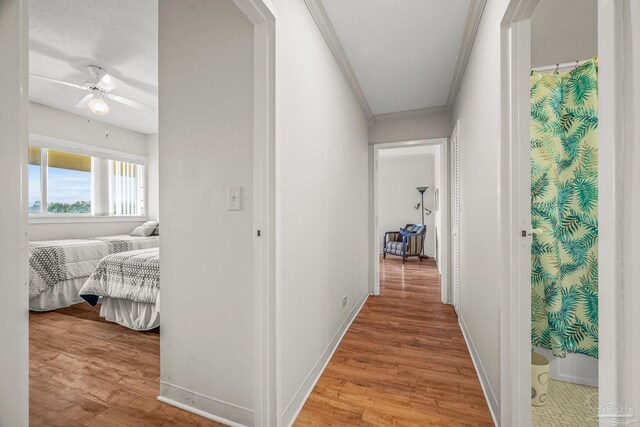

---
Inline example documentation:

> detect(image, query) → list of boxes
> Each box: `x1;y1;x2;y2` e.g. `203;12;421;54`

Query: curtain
530;58;598;359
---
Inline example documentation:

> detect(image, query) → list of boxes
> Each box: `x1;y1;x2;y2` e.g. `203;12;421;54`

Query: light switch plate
227;186;242;211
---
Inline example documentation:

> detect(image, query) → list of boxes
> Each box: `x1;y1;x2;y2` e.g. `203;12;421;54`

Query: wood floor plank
30;305;223;426
295;258;494;426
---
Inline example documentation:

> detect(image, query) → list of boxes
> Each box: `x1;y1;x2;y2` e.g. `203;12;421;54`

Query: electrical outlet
342;295;348;307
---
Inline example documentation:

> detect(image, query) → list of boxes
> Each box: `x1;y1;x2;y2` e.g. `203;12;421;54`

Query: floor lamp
415;186;430;259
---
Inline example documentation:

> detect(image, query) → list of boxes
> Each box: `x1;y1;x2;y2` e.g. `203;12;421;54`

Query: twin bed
29;232;160;331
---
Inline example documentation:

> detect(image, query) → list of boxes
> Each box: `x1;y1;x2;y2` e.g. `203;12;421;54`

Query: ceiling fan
30;65;154;116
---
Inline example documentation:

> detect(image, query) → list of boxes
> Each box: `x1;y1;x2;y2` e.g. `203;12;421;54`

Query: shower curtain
530;59;598;359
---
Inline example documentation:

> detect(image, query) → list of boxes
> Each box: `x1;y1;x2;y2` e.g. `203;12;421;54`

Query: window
47;149;92;214
28;147;42;213
110;160;144;216
28;141;145;217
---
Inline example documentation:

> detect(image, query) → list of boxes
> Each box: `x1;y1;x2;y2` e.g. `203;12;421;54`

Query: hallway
296;257;493;426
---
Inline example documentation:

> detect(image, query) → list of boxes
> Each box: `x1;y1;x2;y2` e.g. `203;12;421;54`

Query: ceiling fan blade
75;94;93;109
31;73;88;91
107;94;155;112
97;73;125;92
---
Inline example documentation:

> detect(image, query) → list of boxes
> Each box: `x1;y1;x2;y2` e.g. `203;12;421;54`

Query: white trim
28;215;146;224
597;0;626;420
0;0;29;422
371;138;449;301
158;382;254;427
447;0;487;109
371;144;379;296
302;0;374;123
499;3;539;426
372;105;449;123
378;153;435;161
281;292;369;427
440;139;450;304
30;133;147;165
450;122;460;312
229;1;278;426
459;316;499;425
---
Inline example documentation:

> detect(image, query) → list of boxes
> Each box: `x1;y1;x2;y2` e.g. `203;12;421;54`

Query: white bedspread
29;235;159;299
79;247;160;306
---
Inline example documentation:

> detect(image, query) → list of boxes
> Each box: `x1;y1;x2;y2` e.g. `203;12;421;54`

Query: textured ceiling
29;0;158;134
321;0;471;115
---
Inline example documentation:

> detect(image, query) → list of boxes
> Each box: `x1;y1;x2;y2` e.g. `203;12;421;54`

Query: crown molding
372;105;450;123
303;0;374;123
304;0;486;123
446;0;487;109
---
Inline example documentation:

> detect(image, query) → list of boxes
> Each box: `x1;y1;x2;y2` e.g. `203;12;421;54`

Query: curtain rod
532;59;594;73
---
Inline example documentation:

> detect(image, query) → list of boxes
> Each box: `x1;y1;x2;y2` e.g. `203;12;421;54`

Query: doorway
0;0;277;425
500;0;611;426
371;138;449;303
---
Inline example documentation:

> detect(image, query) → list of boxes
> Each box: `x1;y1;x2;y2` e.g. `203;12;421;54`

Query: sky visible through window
48;167;91;203
28;164;40;212
28;164;91;212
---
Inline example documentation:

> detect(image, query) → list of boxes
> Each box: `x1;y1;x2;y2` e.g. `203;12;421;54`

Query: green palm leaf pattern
530;59;598;359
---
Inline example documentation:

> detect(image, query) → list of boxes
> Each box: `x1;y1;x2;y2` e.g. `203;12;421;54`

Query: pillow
152;225;159;236
130;221;159;237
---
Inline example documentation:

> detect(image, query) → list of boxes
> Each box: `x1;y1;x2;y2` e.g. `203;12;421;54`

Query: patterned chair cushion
385;240;406;255
403;225;425;234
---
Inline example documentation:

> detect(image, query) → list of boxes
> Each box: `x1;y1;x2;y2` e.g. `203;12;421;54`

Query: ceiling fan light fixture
89;96;109;116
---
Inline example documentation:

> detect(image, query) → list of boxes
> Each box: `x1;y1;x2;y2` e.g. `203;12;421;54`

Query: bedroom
26;0;186;424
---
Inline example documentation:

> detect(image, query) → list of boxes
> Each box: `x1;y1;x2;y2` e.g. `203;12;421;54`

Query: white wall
451;0;511;418
30;102;148;156
29;220;145;241
535;346;598;387
451;0;600;418
28;102;151;241
272;0;370;424
433;145;442;269
158;0;255;424
0;0;28;424
369;112;452;144
146;133;159;221
531;0;598;68
377;154;435;257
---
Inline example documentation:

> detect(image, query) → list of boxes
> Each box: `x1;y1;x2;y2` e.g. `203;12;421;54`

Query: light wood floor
30;258;492;426
30;305;222;426
295;257;494;426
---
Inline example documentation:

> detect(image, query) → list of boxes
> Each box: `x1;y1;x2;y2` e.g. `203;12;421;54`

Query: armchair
383;224;427;264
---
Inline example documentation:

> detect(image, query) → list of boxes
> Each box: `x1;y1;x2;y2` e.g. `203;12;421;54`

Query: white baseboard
459;315;499;426
158;382;254;427
281;292;369;426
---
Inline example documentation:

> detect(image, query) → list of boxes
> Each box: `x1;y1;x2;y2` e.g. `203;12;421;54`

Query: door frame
500;1;625;425
0;0;29;424
499;2;537;425
370;137;450;303
450;122;461;315
230;1;278;426
0;0;279;424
